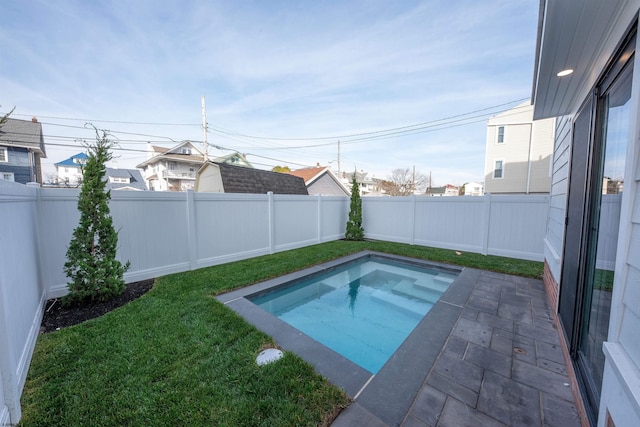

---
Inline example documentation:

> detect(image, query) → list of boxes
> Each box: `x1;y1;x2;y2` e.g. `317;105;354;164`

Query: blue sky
1;0;539;186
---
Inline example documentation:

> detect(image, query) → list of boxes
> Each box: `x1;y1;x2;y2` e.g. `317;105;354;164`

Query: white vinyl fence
0;183;619;425
363;194;551;261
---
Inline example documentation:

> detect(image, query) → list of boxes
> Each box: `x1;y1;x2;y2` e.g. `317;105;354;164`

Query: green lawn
20;240;542;426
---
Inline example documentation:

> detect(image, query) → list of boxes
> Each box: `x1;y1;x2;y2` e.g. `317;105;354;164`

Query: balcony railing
162;170;196;179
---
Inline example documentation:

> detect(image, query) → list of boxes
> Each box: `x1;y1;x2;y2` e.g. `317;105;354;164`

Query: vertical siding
529;117;555;192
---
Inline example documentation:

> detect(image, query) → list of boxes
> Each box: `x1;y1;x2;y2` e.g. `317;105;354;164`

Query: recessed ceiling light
557;69;574;77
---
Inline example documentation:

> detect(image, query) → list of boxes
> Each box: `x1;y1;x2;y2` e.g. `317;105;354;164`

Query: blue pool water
250;256;458;373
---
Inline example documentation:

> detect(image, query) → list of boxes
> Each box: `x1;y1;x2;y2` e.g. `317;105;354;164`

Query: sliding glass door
559;28;635;422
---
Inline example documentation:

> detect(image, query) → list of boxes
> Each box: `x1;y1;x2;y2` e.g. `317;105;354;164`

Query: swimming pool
249;256;457;373
217;251;473;424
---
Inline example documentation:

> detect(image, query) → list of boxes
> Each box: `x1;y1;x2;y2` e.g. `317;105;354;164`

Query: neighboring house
136;141;205;191
533;2;640;426
105;168;147;191
0;117;47;184
286;165;350;196
54;152;88;186
195;162;308;195
340;170;384;196
462;181;483;196
484;102;555;194
426;184;459;196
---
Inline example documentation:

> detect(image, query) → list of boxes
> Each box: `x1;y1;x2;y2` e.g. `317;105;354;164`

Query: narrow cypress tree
345;171;364;241
63;130;130;306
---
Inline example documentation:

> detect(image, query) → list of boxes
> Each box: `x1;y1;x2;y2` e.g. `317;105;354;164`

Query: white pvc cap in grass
256;348;283;366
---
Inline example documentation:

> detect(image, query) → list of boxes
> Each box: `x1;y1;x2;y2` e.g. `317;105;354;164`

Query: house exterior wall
0;147;37;184
194;165;224;192
544;116;572;285
540;9;640;426
308;173;348;196
600;26;640;426
484;103;554;194
55;165;82;186
143;160;198;192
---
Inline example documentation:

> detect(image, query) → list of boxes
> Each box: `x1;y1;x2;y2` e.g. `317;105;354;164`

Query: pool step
370;288;430;316
413;273;455;294
392;279;442;305
434;272;457;286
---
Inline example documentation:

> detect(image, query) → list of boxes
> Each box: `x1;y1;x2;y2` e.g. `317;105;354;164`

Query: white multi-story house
137;142;253;191
137;142;205;191
484;102;555;194
462;181;483;196
339;170;384;196
54;152;87;186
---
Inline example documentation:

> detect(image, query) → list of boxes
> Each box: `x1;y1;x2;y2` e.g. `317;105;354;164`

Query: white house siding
308;173;347;196
544;116;571;283
194;164;224;192
528;117;555;193
601;29;640;426
484;103;554;194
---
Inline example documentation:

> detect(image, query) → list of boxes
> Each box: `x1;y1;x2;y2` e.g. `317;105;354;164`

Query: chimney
31;117;38;123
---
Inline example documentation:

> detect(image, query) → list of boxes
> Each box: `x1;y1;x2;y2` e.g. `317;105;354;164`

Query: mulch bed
40;279;154;333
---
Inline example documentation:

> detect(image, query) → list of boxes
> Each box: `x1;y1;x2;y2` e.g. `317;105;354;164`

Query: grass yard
20;240;543;426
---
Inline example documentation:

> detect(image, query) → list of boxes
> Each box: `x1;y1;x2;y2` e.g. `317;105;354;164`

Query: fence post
268;192;275;254
481;194;492;255
317;194;323;243
185;190;197;270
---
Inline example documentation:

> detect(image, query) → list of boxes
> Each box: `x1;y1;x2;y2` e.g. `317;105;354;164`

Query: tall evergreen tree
345;171;364;241
63;130;130;306
0;106;15;128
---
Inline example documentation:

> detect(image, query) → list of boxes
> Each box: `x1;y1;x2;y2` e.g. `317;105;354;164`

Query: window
181;148;192;155
497;126;505;144
0;147;7;162
0;172;14;181
493;160;503;178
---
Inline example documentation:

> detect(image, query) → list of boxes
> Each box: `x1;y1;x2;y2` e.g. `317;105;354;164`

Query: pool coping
216;251;478;426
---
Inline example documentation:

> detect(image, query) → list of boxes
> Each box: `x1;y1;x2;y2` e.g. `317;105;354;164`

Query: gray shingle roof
0;118;47;157
217;162;308;195
105;168;147;191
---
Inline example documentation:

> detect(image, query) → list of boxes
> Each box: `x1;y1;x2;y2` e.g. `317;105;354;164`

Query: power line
7;113;199;127
206;98;529;142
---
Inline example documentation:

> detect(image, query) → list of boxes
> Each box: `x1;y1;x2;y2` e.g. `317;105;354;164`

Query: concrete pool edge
216;251;476;425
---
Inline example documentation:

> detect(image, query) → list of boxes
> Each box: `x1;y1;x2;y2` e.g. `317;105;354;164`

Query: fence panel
362;197;415;243
0;182;45;424
486;195;549;261
194;193;271;268
273;194;321;251
320;196;349;241
414;197;486;253
596;194;622;270
2;185;624;426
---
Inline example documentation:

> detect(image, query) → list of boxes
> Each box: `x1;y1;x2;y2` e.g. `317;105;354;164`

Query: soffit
532;0;638;120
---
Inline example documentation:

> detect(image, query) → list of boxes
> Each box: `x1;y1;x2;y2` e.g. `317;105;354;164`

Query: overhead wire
4;97;531;170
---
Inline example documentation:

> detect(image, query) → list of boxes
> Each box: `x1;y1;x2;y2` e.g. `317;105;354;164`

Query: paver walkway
333;270;582;427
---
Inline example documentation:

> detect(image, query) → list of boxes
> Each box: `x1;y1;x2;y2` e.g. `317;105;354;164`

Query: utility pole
201;95;208;161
